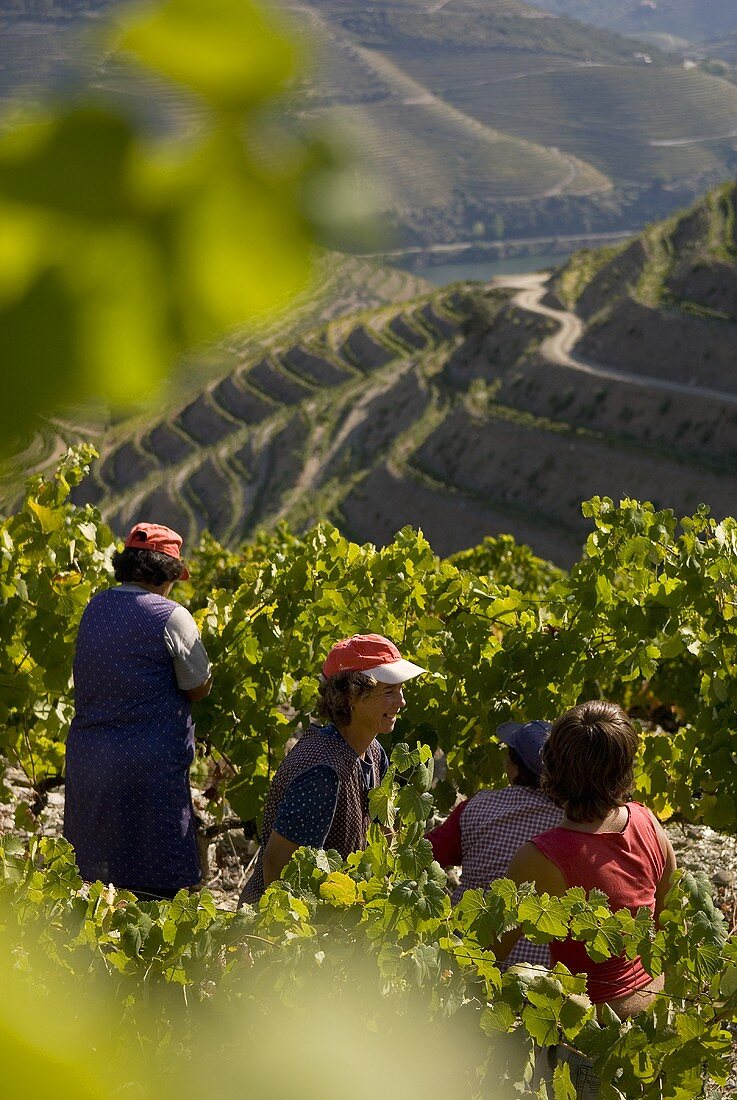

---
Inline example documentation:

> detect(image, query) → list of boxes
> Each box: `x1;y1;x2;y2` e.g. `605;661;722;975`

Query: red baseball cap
322;633;426;684
124;522;190;581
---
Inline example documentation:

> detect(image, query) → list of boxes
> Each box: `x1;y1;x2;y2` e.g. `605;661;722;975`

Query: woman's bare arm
263;830;300;888
491;842;568;961
650;815;678;924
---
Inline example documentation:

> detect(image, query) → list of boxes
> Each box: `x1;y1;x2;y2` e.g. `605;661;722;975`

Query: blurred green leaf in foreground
0;0;339;451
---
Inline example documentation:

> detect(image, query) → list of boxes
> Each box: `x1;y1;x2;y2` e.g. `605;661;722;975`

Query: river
393;251;576;287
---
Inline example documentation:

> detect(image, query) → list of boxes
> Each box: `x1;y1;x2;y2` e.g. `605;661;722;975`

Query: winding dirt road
493;273;737;408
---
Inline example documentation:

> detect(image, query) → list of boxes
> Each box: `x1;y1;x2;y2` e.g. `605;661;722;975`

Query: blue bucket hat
496;720;552;778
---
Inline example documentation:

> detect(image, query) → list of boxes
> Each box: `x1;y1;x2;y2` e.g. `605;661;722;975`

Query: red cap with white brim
322;633;426;684
123;522;190;580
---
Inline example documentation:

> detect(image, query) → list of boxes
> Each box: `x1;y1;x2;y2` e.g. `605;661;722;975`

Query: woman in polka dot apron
64;523;212;901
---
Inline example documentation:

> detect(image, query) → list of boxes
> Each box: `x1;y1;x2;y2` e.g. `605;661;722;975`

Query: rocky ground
0;765;254;910
9;765;737;910
3;764;737;1094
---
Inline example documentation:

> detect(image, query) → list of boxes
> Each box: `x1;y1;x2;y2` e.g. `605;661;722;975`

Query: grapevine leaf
390;743;413;772
456;885;517;945
552;1063;576;1100
319;872;358;909
409;943;440;986
368;770;397;829
396;785;433;825
559;993;594;1040
719;964;737;997
522;1001;559;1047
119;908;155;958
519;894;571;942
411;759;434;794
27;499;64;534
480;1002;516;1034
396;838;434;879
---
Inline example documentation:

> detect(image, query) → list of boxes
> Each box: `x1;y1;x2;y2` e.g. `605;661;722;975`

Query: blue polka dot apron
64;587;201;895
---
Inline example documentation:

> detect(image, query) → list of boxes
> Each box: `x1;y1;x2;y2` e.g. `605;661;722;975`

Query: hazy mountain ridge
702;32;737;64
290;0;737;249
0;1;112;13
524;0;737;45
693;30;737;82
321;0;639;59
4;0;737;252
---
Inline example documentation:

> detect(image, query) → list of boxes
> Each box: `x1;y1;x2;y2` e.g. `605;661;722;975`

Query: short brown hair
317;670;378;728
541;700;639;822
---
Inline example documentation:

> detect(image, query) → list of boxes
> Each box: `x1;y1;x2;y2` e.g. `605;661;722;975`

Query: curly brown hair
317;670;378;728
112;547;186;587
541;700;639;823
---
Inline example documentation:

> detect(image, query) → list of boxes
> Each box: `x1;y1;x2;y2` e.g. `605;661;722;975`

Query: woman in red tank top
499;700;677;1020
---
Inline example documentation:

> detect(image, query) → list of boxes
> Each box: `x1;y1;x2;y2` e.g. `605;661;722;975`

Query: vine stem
239;931;278;947
30;774;65;816
233;845;261;894
201;817;256;840
21;721;37;788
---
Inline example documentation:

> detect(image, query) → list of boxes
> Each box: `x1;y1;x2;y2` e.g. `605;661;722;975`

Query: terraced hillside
69;287;472;545
0;12;209;135
332;0;737;179
0;253;433;507
703;33;737;65
549;180;737;392
300;50;608;211
64;183;737;566
695;32;737;87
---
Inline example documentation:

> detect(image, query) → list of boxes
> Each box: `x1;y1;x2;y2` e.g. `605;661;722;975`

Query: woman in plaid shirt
425;720;561;969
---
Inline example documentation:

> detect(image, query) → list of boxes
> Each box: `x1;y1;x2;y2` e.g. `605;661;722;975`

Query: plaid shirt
426;785;563;969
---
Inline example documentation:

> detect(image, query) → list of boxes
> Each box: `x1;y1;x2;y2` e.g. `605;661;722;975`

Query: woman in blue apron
64;523;212;901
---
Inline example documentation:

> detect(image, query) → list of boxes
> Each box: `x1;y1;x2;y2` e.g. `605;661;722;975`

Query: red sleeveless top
531;802;665;1003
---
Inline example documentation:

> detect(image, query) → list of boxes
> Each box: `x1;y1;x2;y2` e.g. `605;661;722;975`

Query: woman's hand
185;675;212;702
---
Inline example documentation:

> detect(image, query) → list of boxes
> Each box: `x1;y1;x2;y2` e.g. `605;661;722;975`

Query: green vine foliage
0;744;734;1099
7;449;737;838
447;533;565;597
0;446;114;796
193;497;737;831
4;455;737;1093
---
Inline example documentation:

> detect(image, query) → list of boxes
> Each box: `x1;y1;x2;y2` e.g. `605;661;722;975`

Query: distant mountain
44;182;737;566
289;0;737;248
0;1;112;14
697;31;737;65
4;0;737;253
526;1;737;47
